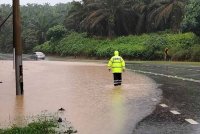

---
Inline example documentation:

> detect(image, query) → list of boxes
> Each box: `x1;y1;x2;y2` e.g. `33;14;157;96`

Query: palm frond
87;9;107;21
155;3;173;27
90;14;108;28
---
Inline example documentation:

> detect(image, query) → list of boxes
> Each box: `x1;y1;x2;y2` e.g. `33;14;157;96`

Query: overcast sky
0;0;79;5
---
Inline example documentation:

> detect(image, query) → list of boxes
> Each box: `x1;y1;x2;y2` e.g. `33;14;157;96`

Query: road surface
0;60;161;134
127;62;200;134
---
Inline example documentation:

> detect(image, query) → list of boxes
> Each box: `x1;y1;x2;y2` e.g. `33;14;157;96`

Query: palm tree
23;4;59;44
0;16;3;26
65;1;86;32
146;0;185;32
65;0;186;36
132;1;148;34
81;0;139;37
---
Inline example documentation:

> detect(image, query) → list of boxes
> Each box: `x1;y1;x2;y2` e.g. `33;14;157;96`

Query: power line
0;11;12;29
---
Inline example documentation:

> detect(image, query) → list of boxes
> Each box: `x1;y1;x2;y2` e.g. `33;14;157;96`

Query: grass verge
0;112;77;134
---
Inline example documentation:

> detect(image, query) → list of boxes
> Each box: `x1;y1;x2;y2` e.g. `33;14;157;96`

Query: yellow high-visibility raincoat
107;51;125;73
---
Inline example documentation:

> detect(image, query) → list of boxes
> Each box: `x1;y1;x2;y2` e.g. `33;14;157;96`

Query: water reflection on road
111;87;125;133
0;60;161;134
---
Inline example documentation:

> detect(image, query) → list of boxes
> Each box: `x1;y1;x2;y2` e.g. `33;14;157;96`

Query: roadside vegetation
1;0;200;61
34;32;200;61
0;120;56;134
0;113;77;134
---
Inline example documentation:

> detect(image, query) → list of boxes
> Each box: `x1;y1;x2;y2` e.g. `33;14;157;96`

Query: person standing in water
108;51;125;86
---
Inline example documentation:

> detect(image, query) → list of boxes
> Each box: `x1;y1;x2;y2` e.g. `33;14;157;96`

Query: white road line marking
160;104;168;108
185;119;199;125
133;70;200;83
170;110;181;115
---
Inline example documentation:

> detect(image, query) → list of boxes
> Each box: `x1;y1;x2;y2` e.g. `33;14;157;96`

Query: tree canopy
65;0;186;36
0;3;71;53
182;0;200;36
1;0;200;54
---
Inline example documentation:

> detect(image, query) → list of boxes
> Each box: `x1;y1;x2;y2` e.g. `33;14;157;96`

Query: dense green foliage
1;0;200;62
46;25;67;41
0;120;56;134
0;4;13;53
0;3;72;53
34;32;200;61
65;0;186;36
0;114;77;134
182;0;200;36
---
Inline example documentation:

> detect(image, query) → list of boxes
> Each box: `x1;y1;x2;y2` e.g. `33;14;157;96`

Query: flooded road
0;60;161;134
127;62;200;134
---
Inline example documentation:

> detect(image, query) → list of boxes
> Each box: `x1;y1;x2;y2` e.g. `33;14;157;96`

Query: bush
47;25;67;41
171;49;191;61
0;113;77;134
34;32;200;61
143;35;167;60
55;32;99;56
191;45;200;61
34;41;55;54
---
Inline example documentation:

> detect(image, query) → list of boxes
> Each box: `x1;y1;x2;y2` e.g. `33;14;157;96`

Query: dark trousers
113;73;122;86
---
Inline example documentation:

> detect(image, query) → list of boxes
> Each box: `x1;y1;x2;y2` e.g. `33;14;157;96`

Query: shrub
0;113;77;134
34;32;200;61
191;45;200;61
33;41;55;54
47;25;67;41
171;49;191;61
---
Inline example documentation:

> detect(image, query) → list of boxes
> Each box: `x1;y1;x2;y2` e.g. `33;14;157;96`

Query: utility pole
13;0;24;95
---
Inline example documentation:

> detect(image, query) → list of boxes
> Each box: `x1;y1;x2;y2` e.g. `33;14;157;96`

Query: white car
31;52;45;60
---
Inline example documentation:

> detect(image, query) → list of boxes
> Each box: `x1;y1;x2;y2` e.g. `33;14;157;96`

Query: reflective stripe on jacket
108;51;125;73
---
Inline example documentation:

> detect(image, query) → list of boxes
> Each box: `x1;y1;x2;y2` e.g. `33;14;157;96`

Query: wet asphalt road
127;62;200;134
1;56;200;134
0;60;161;134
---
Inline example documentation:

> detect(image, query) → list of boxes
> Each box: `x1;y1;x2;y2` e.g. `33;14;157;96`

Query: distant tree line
65;0;200;37
65;0;187;37
0;3;72;53
0;0;200;53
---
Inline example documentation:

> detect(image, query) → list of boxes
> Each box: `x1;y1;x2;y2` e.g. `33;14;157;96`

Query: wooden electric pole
13;0;24;95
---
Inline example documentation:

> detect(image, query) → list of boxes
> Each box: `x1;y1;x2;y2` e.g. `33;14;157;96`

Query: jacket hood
114;51;119;56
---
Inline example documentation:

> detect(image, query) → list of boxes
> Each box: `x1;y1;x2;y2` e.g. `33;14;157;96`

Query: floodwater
0;60;161;134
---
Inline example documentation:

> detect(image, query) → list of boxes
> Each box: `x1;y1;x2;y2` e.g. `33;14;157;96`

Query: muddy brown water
0;60;161;134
